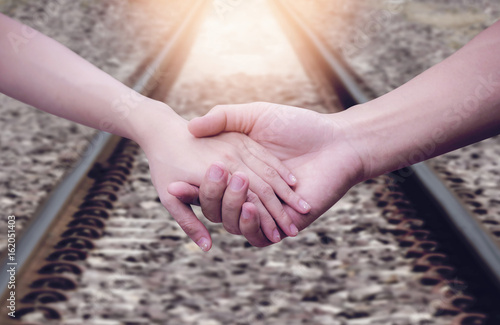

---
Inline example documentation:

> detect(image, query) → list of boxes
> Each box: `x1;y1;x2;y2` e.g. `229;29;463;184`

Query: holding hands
0;14;310;251
134;102;312;251
3;11;499;252
169;20;500;248
170;102;368;248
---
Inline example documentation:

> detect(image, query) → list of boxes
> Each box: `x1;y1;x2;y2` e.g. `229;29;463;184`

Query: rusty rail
271;0;500;323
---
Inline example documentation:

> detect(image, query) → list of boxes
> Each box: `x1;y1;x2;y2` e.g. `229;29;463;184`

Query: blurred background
1;1;499;324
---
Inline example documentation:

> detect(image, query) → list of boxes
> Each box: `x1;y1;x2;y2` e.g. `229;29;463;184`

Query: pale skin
170;20;500;248
0;13;313;251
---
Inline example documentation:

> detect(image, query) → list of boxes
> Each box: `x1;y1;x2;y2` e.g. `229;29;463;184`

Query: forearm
341;20;500;179
0;13;177;142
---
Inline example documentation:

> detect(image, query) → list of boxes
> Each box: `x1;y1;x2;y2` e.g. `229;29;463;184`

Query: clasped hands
138;101;366;251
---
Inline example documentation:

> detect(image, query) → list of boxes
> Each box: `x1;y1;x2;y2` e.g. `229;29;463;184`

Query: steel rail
0;0;208;311
272;0;500;296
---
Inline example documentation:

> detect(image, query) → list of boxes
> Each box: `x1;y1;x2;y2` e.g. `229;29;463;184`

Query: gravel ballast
27;1;463;324
0;0;190;252
2;1;496;324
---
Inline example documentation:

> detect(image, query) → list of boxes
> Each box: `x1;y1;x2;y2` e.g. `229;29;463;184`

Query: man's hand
169;102;367;247
168;166;272;247
170;21;500;248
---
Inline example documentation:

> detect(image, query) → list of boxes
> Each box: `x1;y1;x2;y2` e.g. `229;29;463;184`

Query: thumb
188;103;261;138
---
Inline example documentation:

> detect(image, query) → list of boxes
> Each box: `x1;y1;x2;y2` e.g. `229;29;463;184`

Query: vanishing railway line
1;0;499;324
273;1;500;324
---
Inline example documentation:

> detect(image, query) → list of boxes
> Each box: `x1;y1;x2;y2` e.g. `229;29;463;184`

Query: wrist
338;98;432;180
321;109;371;185
128;99;185;150
333;102;393;181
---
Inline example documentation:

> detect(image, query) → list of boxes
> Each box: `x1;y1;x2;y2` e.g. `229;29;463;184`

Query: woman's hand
134;102;310;251
170;102;367;247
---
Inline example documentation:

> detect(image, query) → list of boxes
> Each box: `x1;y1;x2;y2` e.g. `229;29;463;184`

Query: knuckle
248;240;270;248
223;154;238;168
224;199;241;212
200;187;219;201
264;166;279;179
250;142;265;155
201;207;221;223
246;192;259;204
222;152;232;163
257;146;267;157
178;219;199;236
201;192;218;202
281;208;289;220
275;208;288;222
243;140;265;158
259;184;274;198
250;147;264;158
282;186;294;201
236;138;247;151
224;223;242;235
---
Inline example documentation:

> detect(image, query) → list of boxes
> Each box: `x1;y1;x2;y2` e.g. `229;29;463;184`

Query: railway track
272;0;500;323
1;0;499;324
0;0;209;323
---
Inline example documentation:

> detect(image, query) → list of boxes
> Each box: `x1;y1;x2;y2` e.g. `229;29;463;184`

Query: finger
161;194;212;252
168;181;200;205
246;191;282;243
240;140;310;213
240;202;273;247
243;139;298;186
239;167;299;238
221;172;249;235
199;162;229;223
188;103;261;137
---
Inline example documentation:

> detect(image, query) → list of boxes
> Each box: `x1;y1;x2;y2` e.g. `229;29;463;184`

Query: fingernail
273;229;281;243
289;174;297;184
229;175;245;191
289;224;299;236
208;164;224;181
299;199;311;212
196;237;210;252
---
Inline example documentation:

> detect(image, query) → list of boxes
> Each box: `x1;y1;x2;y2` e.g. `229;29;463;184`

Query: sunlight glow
178;0;307;80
